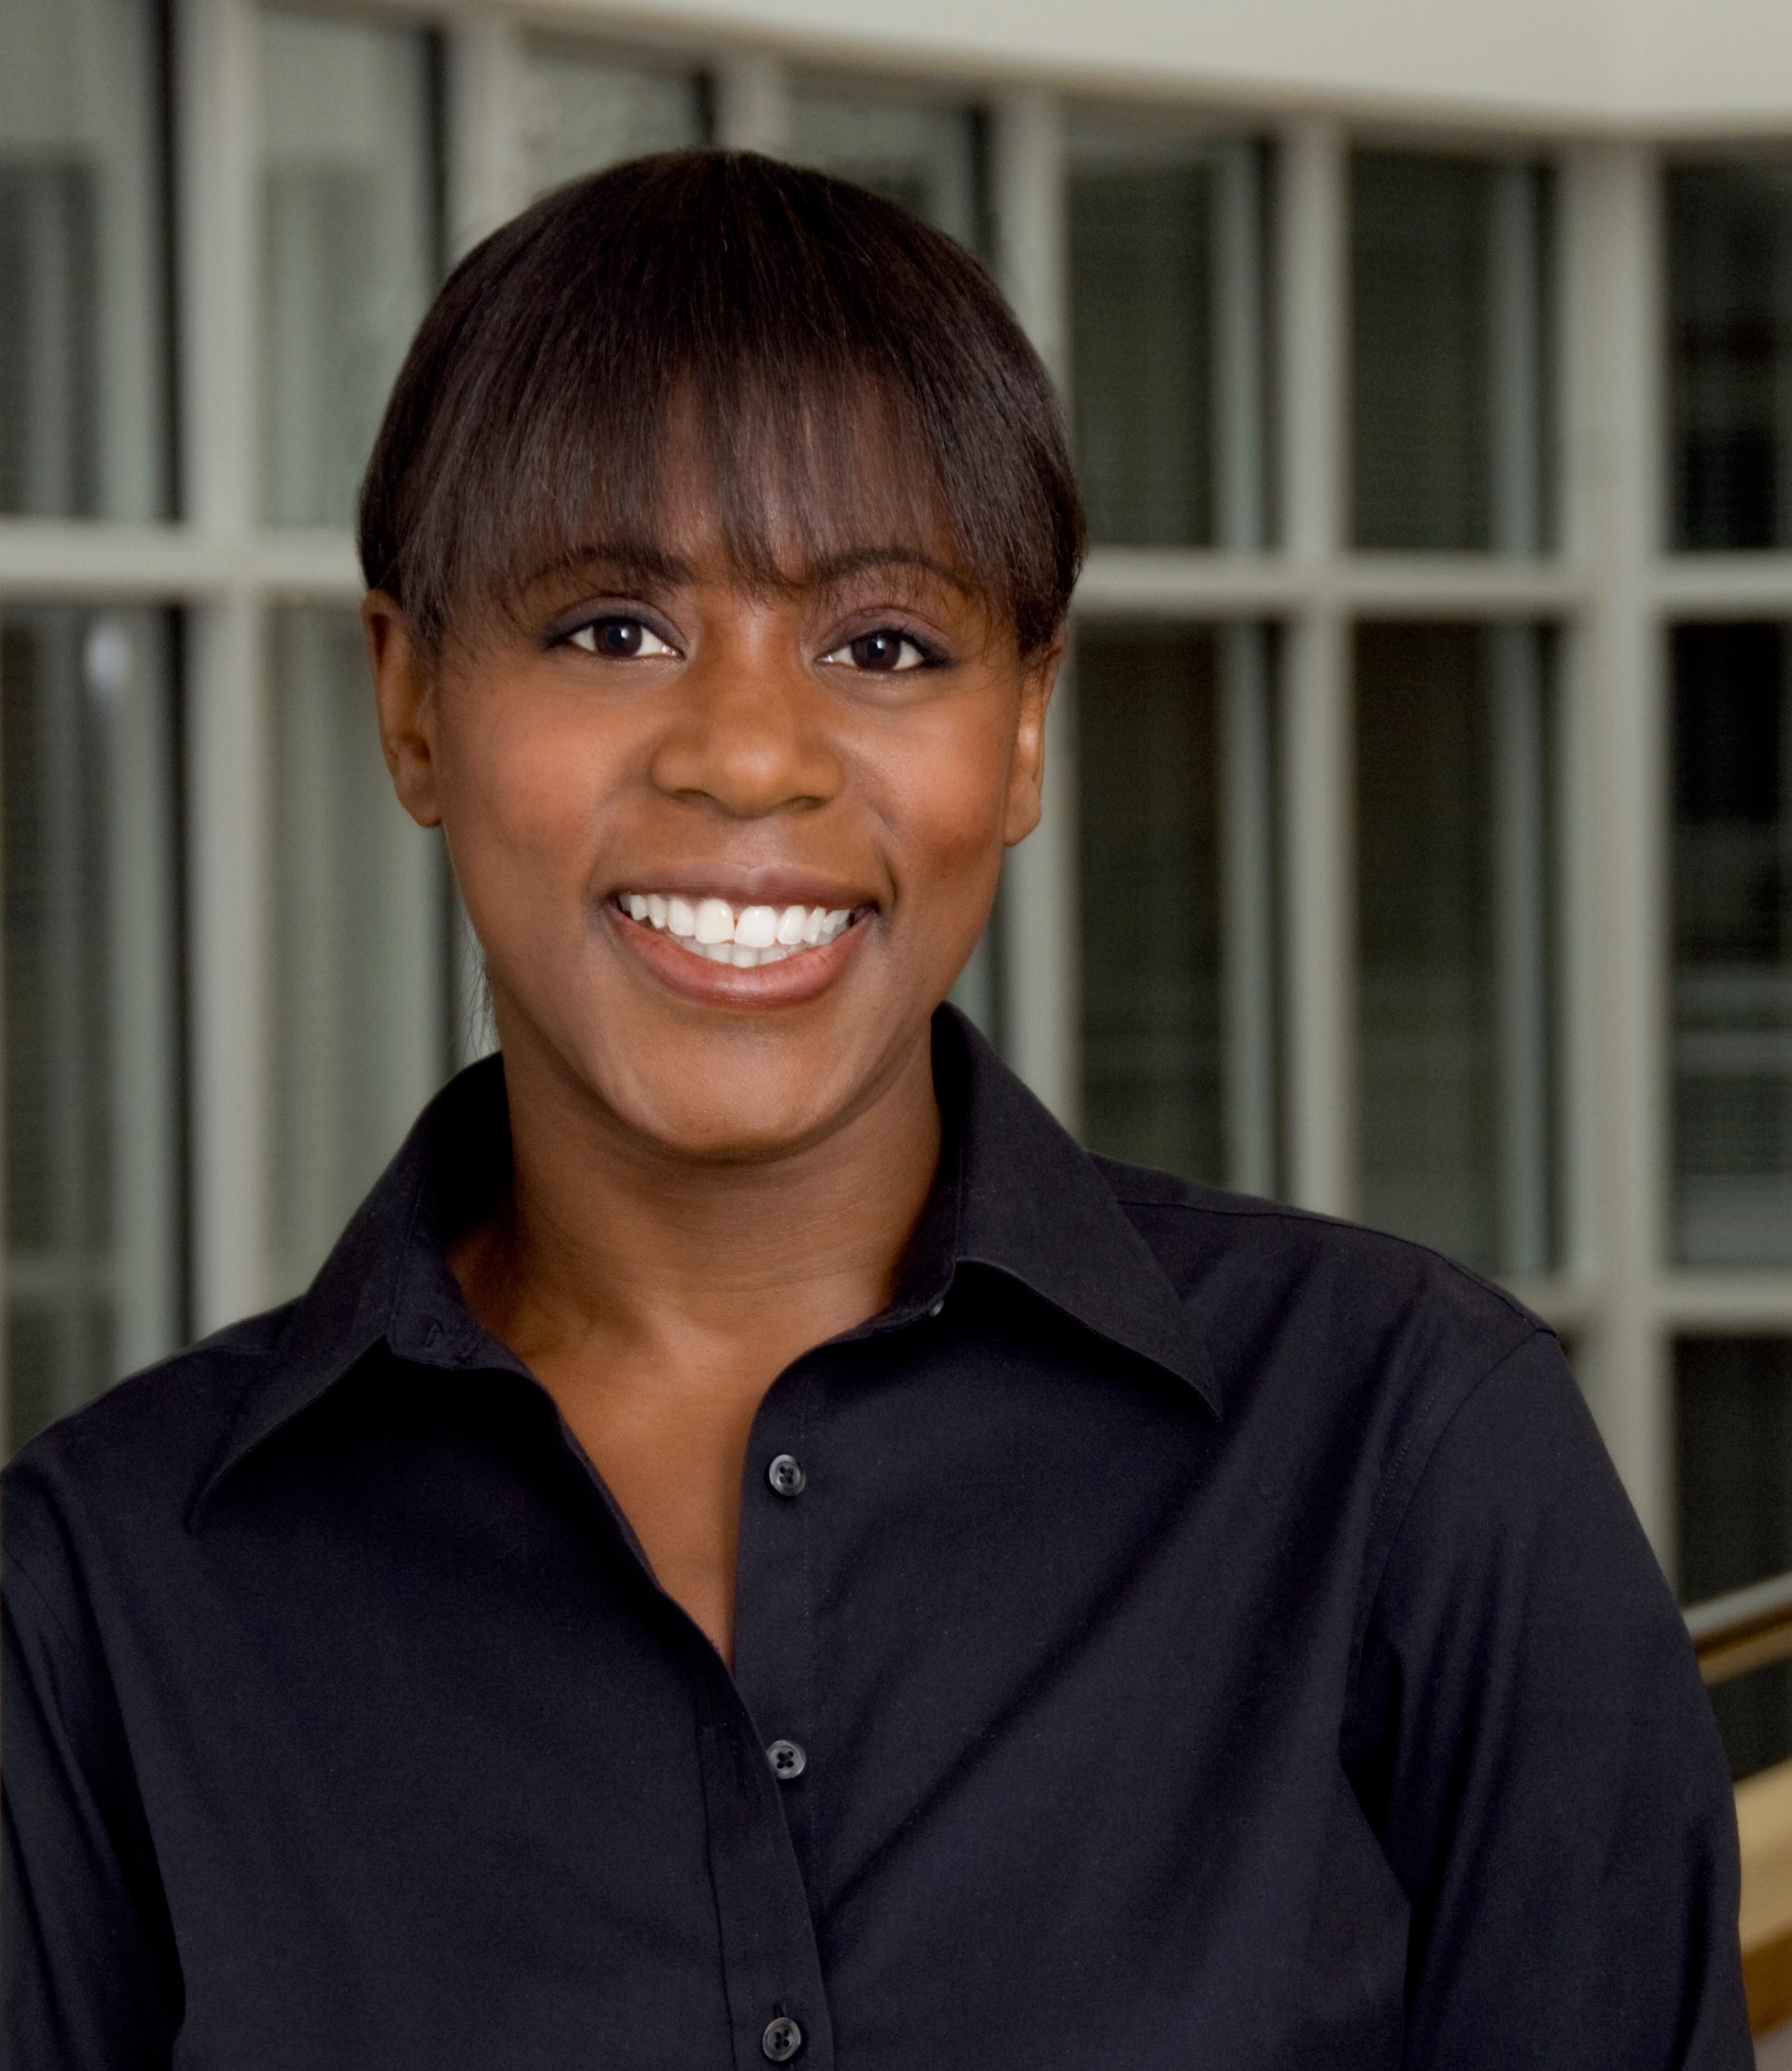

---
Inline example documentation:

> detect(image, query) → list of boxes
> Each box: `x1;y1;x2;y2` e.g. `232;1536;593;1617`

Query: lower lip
606;904;871;1008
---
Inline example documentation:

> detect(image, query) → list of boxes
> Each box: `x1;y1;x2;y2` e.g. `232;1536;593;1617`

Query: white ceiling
561;0;1792;131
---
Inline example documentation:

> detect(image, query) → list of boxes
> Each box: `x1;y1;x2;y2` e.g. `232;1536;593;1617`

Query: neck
452;1018;943;1391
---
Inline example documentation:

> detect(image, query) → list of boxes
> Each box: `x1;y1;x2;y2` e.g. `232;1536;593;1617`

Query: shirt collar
930;1011;1219;1410
195;1010;1218;1516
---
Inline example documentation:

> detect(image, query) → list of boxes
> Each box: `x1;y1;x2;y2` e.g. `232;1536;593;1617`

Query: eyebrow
805;546;965;588
525;540;972;605
523;542;698;594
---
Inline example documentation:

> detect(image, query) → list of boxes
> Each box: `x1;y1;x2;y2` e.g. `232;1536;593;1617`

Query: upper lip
602;864;879;911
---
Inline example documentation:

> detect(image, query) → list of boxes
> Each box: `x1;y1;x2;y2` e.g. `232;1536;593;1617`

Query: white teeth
618;891;861;962
735;904;779;949
694;897;734;945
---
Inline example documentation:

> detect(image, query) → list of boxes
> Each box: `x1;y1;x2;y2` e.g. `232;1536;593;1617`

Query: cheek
872;696;1017;903
434;692;624;929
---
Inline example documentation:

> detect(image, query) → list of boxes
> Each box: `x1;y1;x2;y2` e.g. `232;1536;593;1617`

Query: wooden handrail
1738;1758;1792;2033
1682;1579;1792;2030
1687;1573;1792;1687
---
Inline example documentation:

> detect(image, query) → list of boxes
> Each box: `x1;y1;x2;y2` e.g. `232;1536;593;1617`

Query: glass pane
1668;162;1792;552
1677;1336;1792;1777
521;38;705;198
1357;623;1556;1274
1078;623;1279;1190
0;0;168;519
1351;154;1552;553
1;605;180;1453
267;609;452;1300
787;85;982;250
1068;120;1269;551
258;9;437;528
1669;622;1792;1261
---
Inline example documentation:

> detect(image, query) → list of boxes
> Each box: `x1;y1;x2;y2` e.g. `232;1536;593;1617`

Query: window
1350;153;1553;552
788;83;984;250
1678;1336;1792;1777
1;605;181;1450
266;607;453;1300
1077;622;1278;1190
1668;161;1792;552
1671;622;1792;1264
520;37;706;198
257;8;439;527
0;0;170;520
1355;623;1556;1275
1067;118;1270;550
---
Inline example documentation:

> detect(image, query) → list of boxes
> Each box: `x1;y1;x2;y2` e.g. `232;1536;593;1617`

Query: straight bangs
358;151;1083;659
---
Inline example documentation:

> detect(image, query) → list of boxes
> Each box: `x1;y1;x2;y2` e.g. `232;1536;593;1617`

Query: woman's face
366;490;1058;1164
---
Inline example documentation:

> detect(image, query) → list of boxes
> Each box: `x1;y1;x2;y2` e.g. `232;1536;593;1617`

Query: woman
3;151;1750;2069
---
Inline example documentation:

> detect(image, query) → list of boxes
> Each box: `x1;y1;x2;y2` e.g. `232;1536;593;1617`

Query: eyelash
553;614;950;673
820;627;948;674
558;615;677;660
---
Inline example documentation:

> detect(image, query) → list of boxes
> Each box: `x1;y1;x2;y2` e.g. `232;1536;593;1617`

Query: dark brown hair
357;149;1083;659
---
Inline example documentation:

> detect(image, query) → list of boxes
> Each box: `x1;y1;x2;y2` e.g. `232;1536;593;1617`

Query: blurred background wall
5;0;1792;1785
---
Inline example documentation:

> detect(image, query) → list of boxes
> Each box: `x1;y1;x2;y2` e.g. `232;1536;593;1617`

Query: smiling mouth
612;891;867;969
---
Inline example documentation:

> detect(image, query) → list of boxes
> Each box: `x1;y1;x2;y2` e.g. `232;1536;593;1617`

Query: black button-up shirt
3;1012;1750;2069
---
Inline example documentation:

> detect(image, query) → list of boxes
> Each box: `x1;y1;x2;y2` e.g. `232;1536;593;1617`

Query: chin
596;1050;864;1166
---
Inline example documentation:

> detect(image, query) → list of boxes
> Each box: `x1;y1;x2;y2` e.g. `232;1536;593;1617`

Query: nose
646;634;842;819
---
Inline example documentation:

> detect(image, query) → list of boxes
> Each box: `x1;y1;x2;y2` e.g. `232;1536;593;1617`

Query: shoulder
4;1306;298;1582
1093;1151;1542;1347
1091;1152;1558;1482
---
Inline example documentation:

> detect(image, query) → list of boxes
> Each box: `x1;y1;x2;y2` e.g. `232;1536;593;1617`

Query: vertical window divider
442;13;523;1071
447;11;525;261
992;86;1079;1127
1562;139;1672;1558
714;53;791;154
1488;163;1551;1277
1220;623;1277;1193
1278;115;1353;1218
177;0;270;1332
1488;621;1551;1272
1214;136;1278;1195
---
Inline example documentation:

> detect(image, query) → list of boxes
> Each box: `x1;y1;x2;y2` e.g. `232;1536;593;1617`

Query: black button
762;2015;803;2061
767;1454;806;1498
766;1738;807;1781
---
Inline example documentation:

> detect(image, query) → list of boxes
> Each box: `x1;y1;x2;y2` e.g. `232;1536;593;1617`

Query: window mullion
991;86;1079;1125
1561;140;1671;1558
447;11;525;261
177;0;269;1332
714;53;791;154
1279;116;1353;1218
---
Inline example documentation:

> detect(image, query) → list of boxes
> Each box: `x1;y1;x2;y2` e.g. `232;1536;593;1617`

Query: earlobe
363;592;444;831
1002;639;1062;848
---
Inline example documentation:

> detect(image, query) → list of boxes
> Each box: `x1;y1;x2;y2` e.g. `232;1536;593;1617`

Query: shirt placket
698;1358;832;2071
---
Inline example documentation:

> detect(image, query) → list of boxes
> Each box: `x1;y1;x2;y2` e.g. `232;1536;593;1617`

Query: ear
1002;636;1064;848
363;592;443;830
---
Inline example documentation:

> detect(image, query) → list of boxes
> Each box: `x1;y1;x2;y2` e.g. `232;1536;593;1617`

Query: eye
564;616;678;661
821;629;936;674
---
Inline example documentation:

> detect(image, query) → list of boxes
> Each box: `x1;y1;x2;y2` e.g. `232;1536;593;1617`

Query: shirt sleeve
4;1486;181;2070
1343;1328;1755;2070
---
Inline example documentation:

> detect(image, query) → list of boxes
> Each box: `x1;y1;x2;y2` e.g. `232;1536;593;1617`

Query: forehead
514;394;985;612
659;384;963;563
